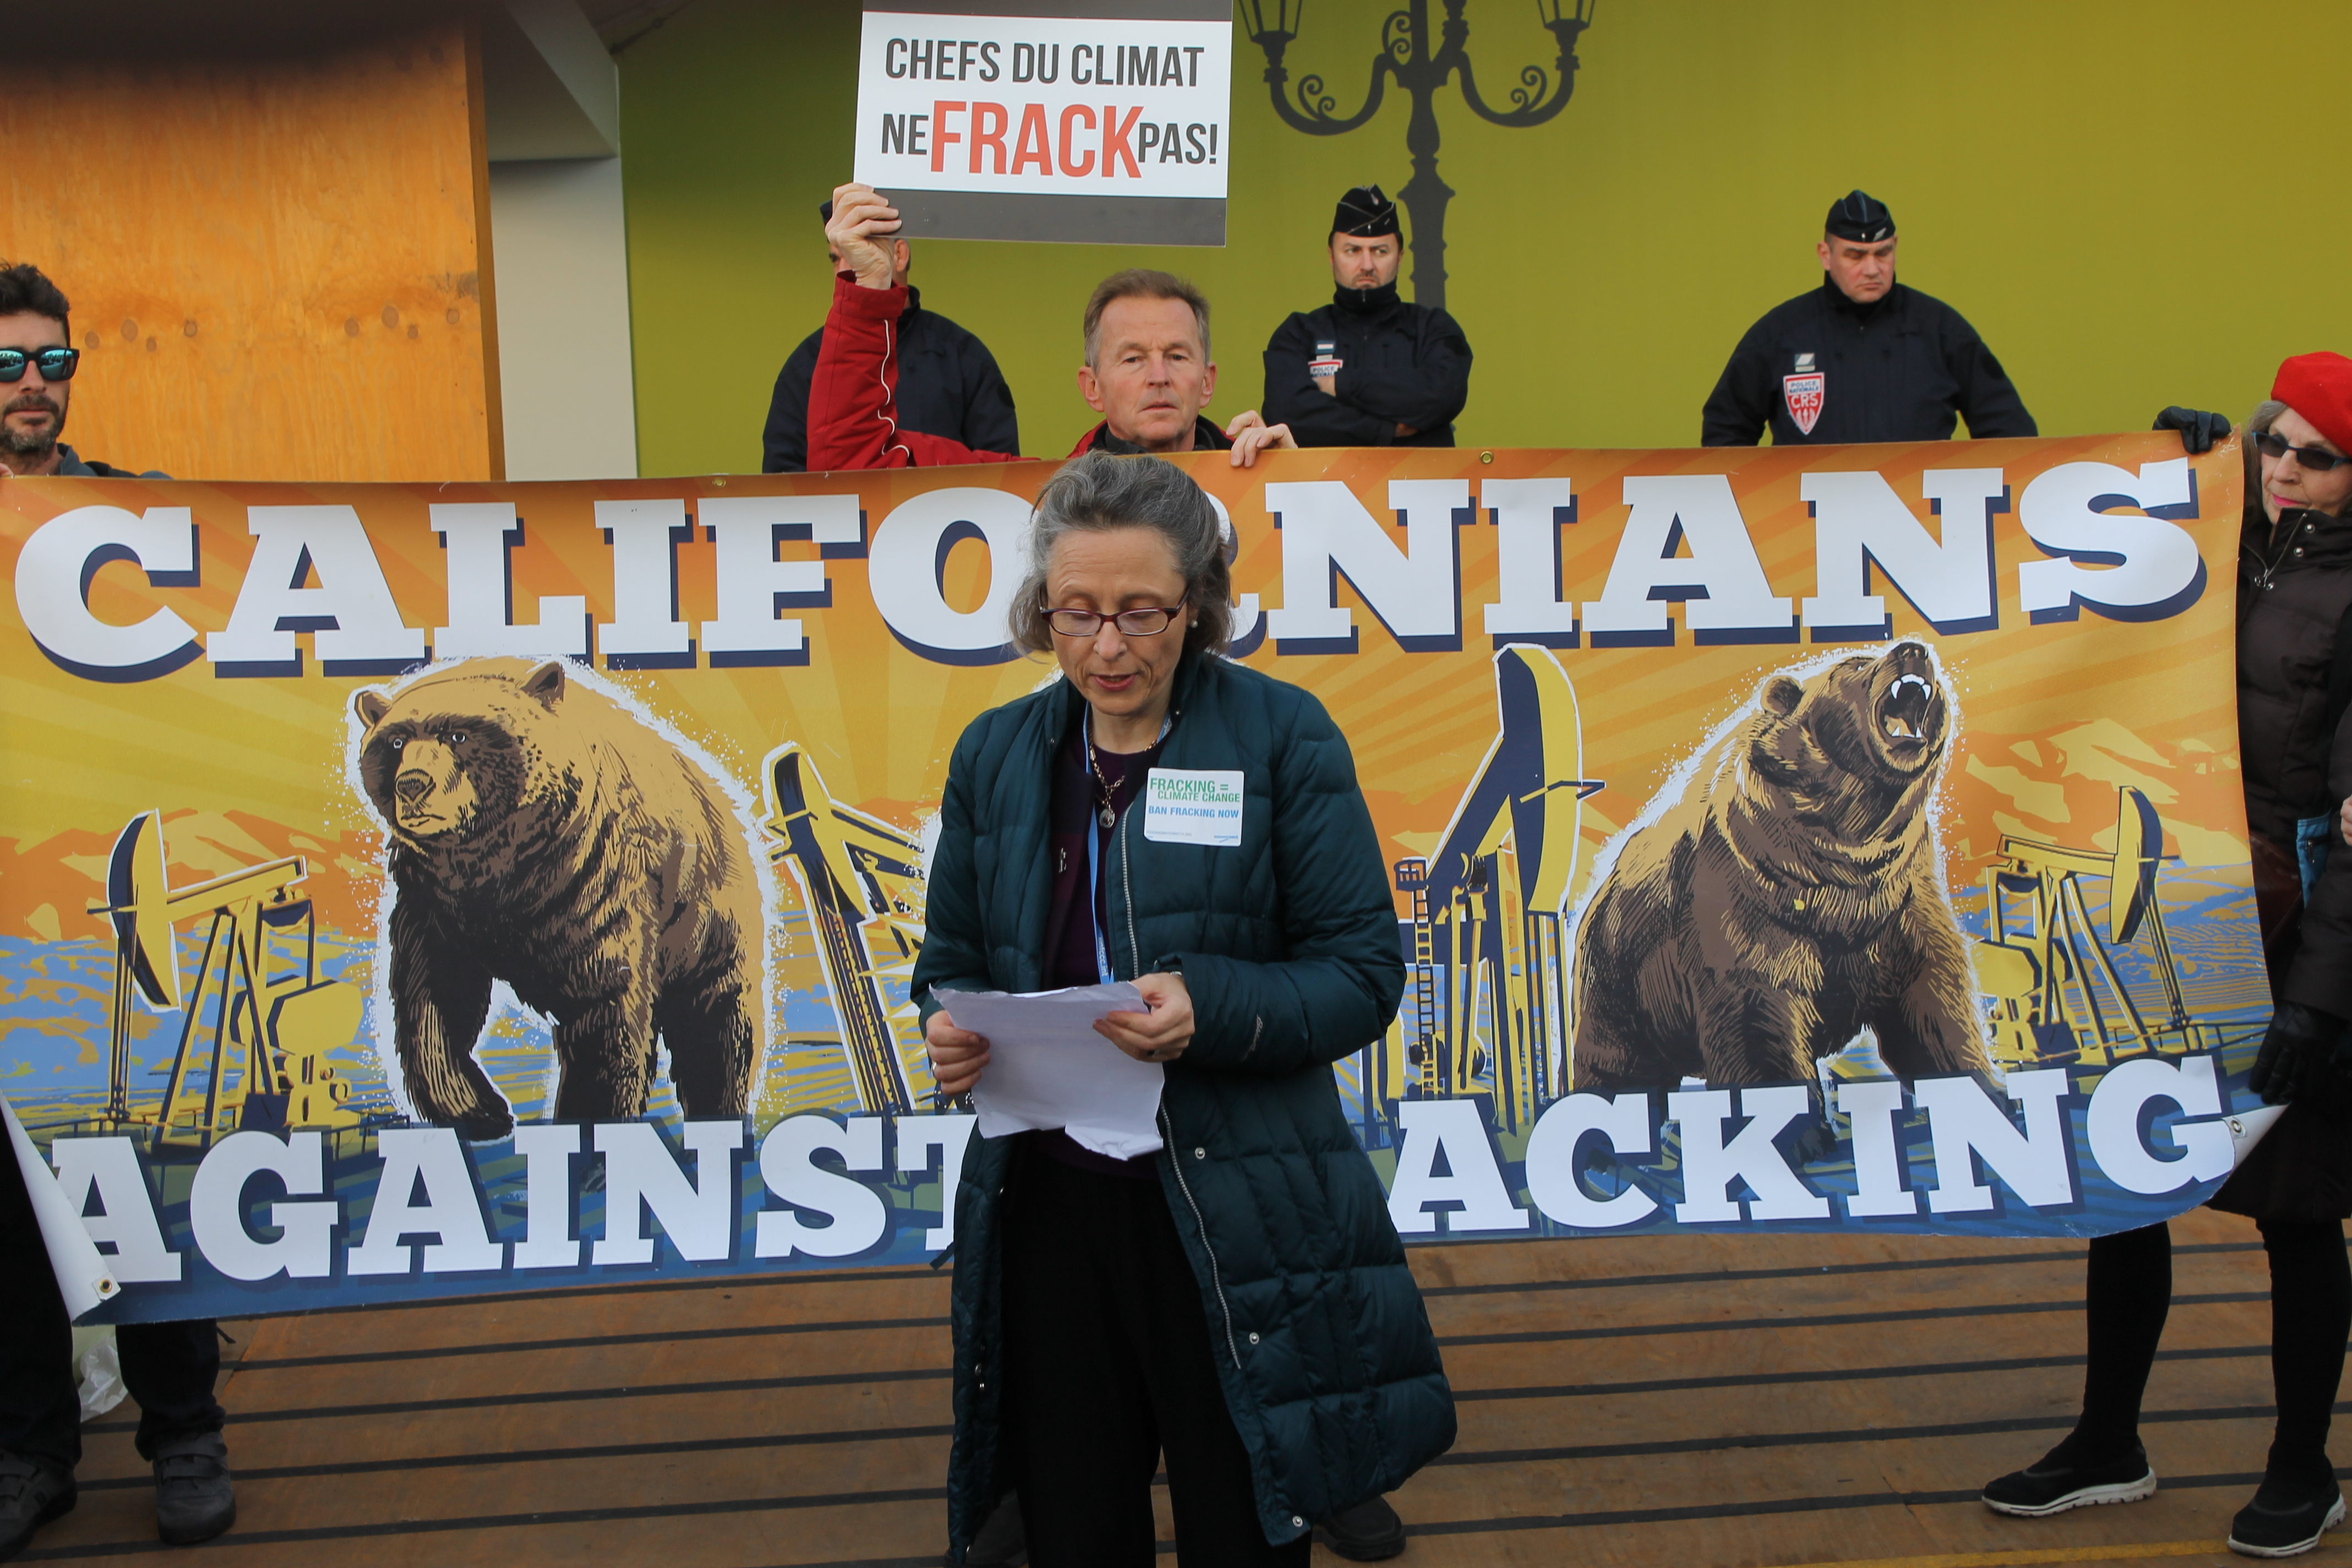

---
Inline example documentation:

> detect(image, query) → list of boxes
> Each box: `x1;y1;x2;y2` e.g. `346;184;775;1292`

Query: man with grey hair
804;183;1294;469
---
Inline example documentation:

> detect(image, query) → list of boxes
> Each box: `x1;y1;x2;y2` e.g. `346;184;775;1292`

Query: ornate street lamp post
1237;0;1596;314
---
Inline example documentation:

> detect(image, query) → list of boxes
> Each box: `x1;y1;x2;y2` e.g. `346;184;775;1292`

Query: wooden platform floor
20;1205;2347;1567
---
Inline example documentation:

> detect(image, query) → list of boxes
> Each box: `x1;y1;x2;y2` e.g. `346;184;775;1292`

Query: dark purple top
1031;718;1164;1182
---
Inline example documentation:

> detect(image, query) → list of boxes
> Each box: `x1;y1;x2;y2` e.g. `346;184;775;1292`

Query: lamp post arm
1259;41;1399;137
1451;29;1585;128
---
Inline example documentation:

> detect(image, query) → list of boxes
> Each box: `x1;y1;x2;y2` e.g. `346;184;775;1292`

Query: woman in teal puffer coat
914;451;1453;1566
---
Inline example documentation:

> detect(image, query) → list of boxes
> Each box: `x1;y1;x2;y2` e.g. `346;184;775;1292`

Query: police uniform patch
1784;355;1825;436
1309;339;1343;379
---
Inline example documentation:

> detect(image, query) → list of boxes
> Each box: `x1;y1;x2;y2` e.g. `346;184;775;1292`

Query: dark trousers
2073;1217;2351;1485
0;1134;224;1469
1000;1150;1309;1568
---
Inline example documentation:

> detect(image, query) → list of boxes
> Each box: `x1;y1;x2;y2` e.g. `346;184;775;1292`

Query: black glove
2250;1002;2344;1105
2153;406;2231;454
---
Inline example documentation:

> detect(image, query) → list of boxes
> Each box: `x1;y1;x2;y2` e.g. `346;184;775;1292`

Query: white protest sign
853;1;1232;246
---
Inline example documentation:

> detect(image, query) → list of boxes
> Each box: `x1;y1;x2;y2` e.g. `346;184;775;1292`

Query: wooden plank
24;1208;2321;1568
0;23;500;483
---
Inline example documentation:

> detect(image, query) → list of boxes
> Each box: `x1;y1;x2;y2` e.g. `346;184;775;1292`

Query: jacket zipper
2252;511;2315;592
1162;1103;1242;1370
1121;707;1237;1366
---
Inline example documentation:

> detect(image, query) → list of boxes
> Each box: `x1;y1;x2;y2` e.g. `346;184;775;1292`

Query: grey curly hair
1007;451;1232;659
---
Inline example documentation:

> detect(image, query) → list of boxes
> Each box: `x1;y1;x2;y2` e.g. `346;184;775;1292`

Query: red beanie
2272;352;2352;456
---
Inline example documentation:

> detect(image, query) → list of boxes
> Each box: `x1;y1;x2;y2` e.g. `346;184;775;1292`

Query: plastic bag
72;1326;127;1422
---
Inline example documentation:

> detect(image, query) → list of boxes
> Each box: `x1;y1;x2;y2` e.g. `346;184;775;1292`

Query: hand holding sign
1224;409;1295;469
826;183;904;290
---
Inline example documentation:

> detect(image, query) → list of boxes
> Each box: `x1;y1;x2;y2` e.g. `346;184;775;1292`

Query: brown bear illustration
353;658;765;1136
1570;640;1990;1094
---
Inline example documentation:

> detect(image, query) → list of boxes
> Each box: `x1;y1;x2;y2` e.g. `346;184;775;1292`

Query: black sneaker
150;1431;235;1546
2228;1476;2345;1558
0;1453;76;1564
1317;1495;1408;1561
1981;1440;2157;1517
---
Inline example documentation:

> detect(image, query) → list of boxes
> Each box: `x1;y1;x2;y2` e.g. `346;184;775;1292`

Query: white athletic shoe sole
1981;1468;2158;1518
2228;1493;2346;1558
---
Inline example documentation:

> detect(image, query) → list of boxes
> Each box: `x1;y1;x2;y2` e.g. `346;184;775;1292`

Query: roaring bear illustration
1570;640;1990;1093
353;658;764;1135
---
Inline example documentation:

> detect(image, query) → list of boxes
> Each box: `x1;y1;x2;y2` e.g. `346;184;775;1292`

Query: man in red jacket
806;183;1293;470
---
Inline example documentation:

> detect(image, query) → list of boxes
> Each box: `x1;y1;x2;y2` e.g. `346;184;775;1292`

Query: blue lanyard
1084;710;1170;985
1086;797;1116;984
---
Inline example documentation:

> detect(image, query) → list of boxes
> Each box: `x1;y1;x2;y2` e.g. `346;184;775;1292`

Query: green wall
620;0;2352;476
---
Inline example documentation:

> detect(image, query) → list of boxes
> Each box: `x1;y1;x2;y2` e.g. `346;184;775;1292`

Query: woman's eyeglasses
1044;601;1186;637
2256;429;2350;473
0;347;79;384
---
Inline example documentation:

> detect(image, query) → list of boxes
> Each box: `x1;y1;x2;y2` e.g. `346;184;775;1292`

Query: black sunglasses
2256;428;2349;474
0;347;79;384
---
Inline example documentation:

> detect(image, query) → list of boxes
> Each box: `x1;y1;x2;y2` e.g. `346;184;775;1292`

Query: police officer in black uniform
1262;185;1472;448
1701;190;2035;447
761;198;1019;473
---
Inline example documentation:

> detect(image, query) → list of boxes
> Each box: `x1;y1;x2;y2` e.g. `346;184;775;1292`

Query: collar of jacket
2245;502;2352;573
1085;416;1231;455
1823;275;1903;324
1044;649;1211;743
55;444;94;476
1332;281;1400;317
901;284;923;323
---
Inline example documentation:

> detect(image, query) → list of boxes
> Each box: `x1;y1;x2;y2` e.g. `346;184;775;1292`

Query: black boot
1317;1494;1408;1561
952;1491;1025;1567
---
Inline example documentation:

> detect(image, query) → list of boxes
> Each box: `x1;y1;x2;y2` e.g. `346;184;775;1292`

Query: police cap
1825;189;1895;243
1333;185;1400;239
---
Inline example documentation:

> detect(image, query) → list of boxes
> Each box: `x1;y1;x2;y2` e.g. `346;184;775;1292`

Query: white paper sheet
942;983;1167;1160
3;1090;119;1321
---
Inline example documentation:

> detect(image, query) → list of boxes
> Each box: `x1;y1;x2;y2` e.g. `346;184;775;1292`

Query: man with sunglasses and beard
0;266;160;481
1;262;232;1562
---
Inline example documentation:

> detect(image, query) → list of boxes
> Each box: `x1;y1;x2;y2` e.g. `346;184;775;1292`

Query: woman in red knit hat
1980;352;2352;1559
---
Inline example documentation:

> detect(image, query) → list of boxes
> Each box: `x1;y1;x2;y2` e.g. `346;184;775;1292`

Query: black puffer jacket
912;653;1452;1560
2235;493;2352;847
2223;472;2352;1225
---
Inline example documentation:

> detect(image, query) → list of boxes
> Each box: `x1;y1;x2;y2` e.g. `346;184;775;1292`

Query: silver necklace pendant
1099;804;1117;827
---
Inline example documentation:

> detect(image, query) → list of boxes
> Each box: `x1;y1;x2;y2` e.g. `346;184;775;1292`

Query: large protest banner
0;434;2271;1322
852;0;1232;244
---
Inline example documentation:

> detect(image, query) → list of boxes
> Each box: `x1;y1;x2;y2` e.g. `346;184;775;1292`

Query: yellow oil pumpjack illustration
94;810;362;1137
1374;646;1602;1136
760;743;929;1115
1973;785;2224;1068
